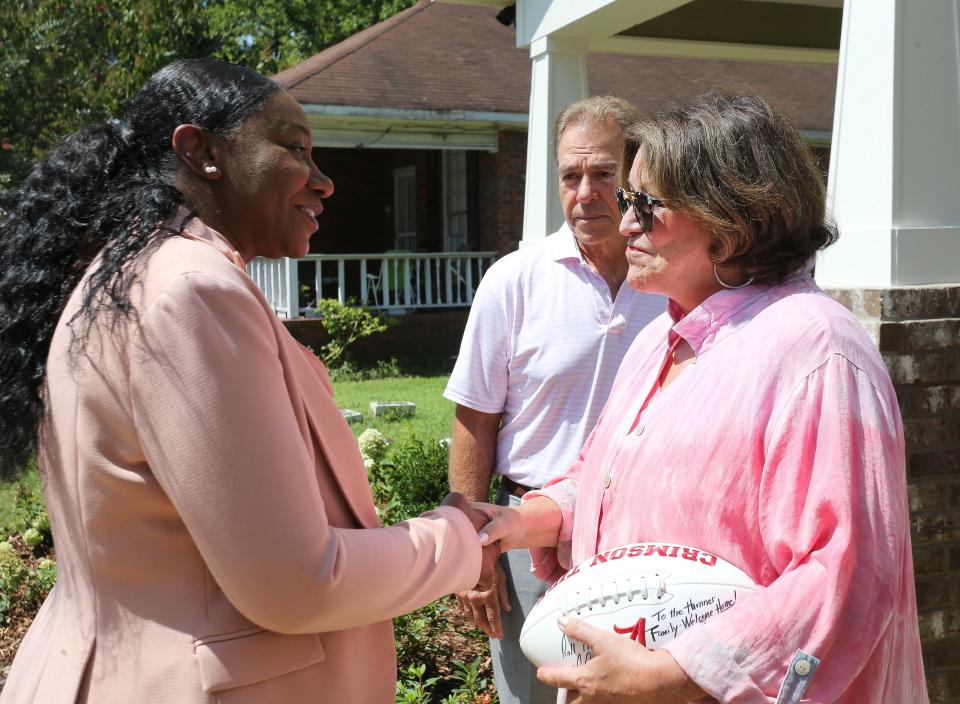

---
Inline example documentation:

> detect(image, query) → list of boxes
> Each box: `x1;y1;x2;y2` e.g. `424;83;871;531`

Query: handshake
440;492;505;593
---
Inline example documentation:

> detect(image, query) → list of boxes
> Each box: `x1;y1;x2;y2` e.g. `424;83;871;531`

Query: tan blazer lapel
278;329;381;529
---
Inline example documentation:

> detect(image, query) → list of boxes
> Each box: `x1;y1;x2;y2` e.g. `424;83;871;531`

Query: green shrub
327;357;401;382
396;663;439;704
446;657;490;702
24;558;56;609
21;527;43;549
0;467;46;539
0;541;26;592
314;298;396;368
369;437;449;524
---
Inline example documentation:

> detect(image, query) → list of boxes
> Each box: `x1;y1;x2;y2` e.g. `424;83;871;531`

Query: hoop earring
714;264;754;290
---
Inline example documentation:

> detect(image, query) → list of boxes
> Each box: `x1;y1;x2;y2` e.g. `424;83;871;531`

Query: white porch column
817;0;960;287
520;36;588;247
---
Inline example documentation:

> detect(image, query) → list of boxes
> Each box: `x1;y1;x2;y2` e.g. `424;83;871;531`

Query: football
519;542;757;667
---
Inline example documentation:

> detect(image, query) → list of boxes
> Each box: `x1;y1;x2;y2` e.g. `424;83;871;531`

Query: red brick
910;449;960;479
919;607;960;641
904;417;960;450
898;386;960;418
913;512;960;545
926;667;960;704
924;635;960;670
880;319;960;352
883;349;960;385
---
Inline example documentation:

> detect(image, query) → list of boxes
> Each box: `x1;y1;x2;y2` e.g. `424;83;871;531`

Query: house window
443;150;468;252
393;166;416;250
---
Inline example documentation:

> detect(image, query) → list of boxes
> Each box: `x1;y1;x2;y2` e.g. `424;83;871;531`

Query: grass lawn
332;374;456;443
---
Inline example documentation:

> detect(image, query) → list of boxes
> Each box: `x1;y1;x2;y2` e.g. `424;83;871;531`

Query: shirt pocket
193;626;325;693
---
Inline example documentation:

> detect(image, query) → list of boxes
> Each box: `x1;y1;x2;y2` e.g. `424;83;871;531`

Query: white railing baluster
424;256;433;305
444;259;453;307
360;259;368;305
249;251;496;314
314;261;323;309
382;256;391;308
465;260;474;304
403;259;412;307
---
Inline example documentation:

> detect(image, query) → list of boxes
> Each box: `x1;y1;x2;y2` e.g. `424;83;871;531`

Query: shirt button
794;660;812;677
634;424;645;436
603;474;612;489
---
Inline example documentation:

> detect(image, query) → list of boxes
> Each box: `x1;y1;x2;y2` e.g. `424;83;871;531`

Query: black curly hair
0;57;281;479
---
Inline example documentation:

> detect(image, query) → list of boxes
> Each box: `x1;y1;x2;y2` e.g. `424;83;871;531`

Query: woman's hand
439;492;500;590
473;496;562;553
537;617;706;703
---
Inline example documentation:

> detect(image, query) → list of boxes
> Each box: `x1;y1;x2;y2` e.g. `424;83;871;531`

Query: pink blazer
0;214;480;703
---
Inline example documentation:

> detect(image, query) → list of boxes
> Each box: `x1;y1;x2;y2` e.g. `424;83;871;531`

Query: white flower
358;428;390;463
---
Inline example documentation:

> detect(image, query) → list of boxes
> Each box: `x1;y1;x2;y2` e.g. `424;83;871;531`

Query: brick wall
284;309;470;370
828;285;960;702
477;130;527;256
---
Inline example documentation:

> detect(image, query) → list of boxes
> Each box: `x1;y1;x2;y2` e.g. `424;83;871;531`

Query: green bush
0;541;26;592
369;436;449;524
396;663;440;704
444;657;491;703
0;467;46;539
314;298;396;368
327;357;401;382
24;558;57;609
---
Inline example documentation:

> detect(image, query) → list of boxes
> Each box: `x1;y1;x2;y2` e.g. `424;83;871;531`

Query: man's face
556;119;623;249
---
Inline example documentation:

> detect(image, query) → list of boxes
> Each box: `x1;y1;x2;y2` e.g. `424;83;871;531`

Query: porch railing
247;251;498;318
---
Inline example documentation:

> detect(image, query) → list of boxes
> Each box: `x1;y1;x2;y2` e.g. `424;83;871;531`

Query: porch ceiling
618;0;842;50
443;0;843;64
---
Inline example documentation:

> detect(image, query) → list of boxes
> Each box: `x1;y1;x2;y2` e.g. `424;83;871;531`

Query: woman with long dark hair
0;58;494;703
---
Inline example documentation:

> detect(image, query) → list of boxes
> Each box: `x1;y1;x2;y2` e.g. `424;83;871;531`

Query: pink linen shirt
529;274;927;703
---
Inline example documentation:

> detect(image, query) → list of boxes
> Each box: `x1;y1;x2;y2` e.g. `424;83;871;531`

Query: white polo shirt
444;224;665;488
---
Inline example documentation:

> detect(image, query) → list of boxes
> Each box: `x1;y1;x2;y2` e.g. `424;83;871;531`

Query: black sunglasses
616;187;663;233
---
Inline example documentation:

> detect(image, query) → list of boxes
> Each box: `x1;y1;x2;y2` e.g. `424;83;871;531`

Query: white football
520;542;757;667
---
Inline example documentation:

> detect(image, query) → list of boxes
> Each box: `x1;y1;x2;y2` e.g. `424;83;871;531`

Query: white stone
339;409;363;424
369;401;416;418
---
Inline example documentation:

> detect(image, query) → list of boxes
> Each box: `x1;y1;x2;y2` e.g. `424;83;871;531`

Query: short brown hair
622;91;837;283
553;95;641;158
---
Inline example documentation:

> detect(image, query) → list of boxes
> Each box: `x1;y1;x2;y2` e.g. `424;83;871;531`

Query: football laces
562;573;669;616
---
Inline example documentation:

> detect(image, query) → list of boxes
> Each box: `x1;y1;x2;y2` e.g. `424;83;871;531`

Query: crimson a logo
613;616;647;646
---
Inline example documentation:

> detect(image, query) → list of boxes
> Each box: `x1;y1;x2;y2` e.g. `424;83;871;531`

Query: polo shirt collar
547;222;586;263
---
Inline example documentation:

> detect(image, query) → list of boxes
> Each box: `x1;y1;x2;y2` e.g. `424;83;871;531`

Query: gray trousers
490;489;558;704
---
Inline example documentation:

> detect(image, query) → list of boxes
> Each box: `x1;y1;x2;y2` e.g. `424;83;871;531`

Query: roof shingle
277;0;837;130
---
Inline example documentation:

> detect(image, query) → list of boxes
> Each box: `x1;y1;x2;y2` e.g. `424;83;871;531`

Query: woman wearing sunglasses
475;91;926;703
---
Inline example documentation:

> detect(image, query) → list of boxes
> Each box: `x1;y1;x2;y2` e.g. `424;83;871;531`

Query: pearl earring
204;165;218;174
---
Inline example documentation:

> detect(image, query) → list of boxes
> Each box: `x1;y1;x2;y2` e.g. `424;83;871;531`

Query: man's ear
171;124;222;180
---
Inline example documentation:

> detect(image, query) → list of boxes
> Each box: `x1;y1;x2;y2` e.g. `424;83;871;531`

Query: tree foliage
0;0;416;194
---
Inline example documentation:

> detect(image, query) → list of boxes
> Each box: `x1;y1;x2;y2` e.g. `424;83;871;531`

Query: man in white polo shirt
444;96;665;704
